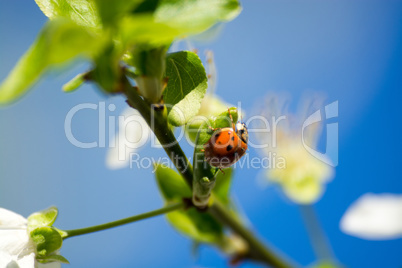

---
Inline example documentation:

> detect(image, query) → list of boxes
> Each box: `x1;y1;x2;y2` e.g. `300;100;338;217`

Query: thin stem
64;202;184;239
124;80;193;187
299;205;334;261
123;80;295;268
210;200;294;268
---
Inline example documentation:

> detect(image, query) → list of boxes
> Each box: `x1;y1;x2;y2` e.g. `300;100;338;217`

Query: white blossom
340;193;402;240
255;95;334;204
0;208;61;268
106;108;152;169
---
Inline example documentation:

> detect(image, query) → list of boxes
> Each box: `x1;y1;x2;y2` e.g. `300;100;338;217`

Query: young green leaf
186;95;233;143
154;163;191;200
167;208;223;244
164;51;208;126
118;15;178;47
213;168;233;205
154;163;224;243
37;254;70;264
27;206;58;231
94;0;143;27
30;227;63;257
34;0;101;29
91;42;125;93
127;46;168;102
156;0;241;35
62;72;87;92
0;19;103;104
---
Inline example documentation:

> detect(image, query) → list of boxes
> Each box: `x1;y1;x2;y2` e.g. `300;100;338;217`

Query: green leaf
0;19;103;104
156;0;241;35
164;51;208;126
132;0;160;14
37;254;70;264
154;163;223;243
154;163;191;200
118;0;241;47
118;15;178;47
34;0;101;29
127;46;168;102
30;227;63;257
167;208;223;243
94;0;143;27
27;206;58;231
213;168;233;205
186;95;232;144
62;72;87;92
91;42;124;93
54;227;68;239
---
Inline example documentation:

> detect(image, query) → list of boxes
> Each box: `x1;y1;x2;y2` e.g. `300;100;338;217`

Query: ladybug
203;110;248;169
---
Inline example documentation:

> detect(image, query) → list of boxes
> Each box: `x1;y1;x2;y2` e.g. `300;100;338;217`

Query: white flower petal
0;251;14;268
0;208;27;227
0;208;37;267
0;229;33;258
106;108;151;169
15;252;35;268
255;95;335;204
340;193;402;240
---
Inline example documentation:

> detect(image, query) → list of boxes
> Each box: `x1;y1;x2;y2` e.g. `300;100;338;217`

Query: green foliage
34;0;101;29
0;0;241;104
94;0;142;27
186;95;233;143
26;207;69;263
31;227;63;256
91;42;124;93
164;51;208;126
0;19;103;104
27;206;58;231
62;72;87;92
213;168;233;205
37;254;70;264
154;163;224;243
167;208;224;244
154;163;191;200
118;15;178;47
117;0;242;46
129;47;168;102
155;0;241;35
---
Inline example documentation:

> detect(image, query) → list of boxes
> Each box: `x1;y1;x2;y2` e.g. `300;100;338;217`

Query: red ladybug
203;110;248;169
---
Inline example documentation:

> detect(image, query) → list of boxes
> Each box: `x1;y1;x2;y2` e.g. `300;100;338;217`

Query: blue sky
1;1;401;267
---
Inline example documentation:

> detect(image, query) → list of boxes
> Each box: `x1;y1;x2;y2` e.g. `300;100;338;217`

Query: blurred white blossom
255;95;334;204
340;193;402;240
0;208;60;268
106;108;151;169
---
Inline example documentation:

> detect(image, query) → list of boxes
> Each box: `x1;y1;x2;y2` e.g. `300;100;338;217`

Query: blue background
1;1;401;267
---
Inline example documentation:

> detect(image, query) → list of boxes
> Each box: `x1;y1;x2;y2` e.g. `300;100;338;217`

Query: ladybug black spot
226;145;233;151
231;136;235;141
215;133;221;139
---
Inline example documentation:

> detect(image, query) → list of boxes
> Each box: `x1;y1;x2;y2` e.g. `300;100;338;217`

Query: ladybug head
235;122;248;144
